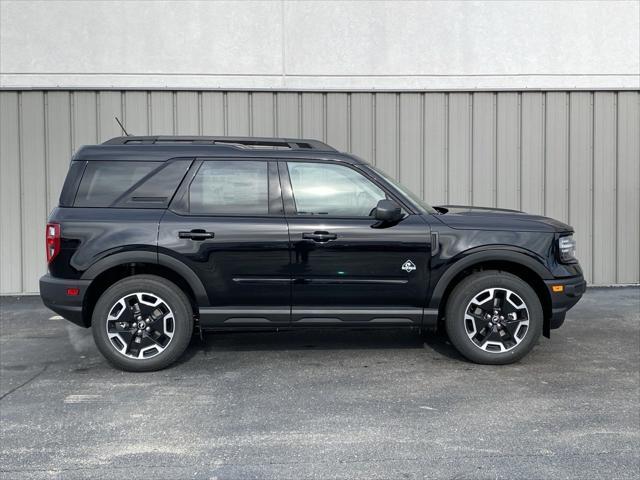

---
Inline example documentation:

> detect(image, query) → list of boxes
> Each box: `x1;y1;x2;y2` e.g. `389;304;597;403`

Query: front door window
287;162;385;217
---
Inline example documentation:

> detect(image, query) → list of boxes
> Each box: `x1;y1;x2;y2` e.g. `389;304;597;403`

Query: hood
434;205;573;233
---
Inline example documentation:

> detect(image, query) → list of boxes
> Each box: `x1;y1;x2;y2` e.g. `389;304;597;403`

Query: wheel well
82;263;198;327
436;260;551;329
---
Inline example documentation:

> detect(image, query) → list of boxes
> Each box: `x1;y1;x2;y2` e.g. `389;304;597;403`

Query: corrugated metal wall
1;90;638;293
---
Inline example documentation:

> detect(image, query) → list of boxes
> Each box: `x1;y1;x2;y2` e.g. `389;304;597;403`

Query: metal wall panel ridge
0;92;22;293
520;92;545;215
568;92;594;282
0;90;638;293
616;92;640;284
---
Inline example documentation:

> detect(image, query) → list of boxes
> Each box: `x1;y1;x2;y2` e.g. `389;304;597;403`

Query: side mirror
374;199;403;224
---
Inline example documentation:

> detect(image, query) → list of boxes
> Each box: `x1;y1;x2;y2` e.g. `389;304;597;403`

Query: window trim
278;159;416;219
169;158;283;218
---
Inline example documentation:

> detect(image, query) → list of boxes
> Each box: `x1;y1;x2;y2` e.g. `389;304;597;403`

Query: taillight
46;223;61;263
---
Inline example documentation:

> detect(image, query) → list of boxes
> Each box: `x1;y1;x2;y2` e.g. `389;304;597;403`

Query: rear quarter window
73;161;190;208
75;161;159;207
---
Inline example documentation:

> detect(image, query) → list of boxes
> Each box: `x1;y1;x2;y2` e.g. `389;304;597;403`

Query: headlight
558;235;576;263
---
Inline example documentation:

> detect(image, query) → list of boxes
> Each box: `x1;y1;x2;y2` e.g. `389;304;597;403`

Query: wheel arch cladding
81;258;207;327
431;252;552;335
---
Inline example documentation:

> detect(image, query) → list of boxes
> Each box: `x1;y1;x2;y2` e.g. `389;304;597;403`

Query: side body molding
427;248;553;309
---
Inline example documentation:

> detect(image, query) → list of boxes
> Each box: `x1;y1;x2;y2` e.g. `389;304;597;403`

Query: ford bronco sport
40;136;585;371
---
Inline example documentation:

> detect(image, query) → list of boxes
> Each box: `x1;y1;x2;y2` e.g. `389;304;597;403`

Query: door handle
178;229;215;241
302;231;337;243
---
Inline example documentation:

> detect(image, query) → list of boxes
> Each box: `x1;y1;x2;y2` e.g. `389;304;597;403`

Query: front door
159;159;290;327
280;160;431;326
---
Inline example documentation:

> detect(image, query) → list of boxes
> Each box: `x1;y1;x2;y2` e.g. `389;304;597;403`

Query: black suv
40;136;585;371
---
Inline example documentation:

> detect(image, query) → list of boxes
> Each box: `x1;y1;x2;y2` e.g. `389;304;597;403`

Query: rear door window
187;161;269;215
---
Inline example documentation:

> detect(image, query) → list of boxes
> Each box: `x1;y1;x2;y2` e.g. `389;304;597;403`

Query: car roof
72;136;368;165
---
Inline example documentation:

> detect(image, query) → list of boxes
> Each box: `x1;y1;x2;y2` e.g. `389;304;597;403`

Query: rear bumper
39;274;91;328
545;275;587;330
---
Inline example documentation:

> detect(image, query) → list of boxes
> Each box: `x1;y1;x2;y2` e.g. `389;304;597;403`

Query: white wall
1;0;638;90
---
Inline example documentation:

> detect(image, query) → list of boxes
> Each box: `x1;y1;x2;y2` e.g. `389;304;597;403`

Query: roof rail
102;136;336;151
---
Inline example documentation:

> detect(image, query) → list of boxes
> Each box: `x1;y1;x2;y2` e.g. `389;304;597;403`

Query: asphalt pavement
1;287;638;479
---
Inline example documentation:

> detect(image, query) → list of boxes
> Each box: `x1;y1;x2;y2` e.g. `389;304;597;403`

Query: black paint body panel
158;211;291;325
47;207;164;279
287;214;431;324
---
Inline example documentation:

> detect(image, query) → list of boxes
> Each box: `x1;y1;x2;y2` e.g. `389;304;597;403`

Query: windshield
366;165;438;215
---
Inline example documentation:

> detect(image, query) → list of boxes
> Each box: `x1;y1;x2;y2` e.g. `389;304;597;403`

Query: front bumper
545;275;587;331
39;274;91;327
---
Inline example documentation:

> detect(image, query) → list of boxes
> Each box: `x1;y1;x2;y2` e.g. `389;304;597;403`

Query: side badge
402;260;416;273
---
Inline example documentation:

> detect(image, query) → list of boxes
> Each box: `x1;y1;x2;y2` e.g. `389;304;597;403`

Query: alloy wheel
463;287;530;353
105;292;175;359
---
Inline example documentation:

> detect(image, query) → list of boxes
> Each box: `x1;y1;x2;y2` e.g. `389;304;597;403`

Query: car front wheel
445;271;543;365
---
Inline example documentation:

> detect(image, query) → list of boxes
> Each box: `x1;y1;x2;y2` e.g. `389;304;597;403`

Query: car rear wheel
92;275;193;371
445;271;543;365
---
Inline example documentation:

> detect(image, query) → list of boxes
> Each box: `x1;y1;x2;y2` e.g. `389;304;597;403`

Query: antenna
114;116;130;136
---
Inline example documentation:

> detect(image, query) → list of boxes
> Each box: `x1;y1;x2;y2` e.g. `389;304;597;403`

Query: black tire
445;270;543;365
92;275;193;372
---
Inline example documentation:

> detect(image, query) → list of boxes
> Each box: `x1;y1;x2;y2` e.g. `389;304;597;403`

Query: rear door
280;160;431;326
158;159;290;327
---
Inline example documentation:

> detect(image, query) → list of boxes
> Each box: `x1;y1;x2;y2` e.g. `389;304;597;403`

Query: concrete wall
0;89;638;294
1;1;638;90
